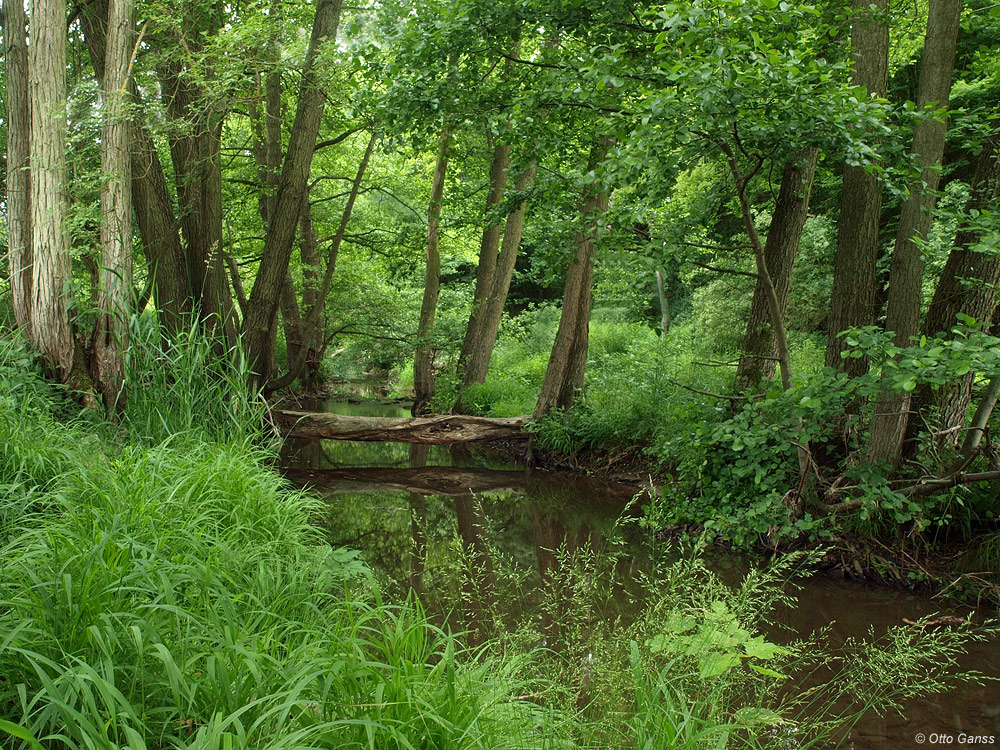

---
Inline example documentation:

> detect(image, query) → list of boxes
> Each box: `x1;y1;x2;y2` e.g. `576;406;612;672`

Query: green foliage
0;355;564;750
124;316;267;445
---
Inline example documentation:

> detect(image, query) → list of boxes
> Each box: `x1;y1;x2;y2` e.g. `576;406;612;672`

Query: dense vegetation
3;0;1000;743
0;336;993;747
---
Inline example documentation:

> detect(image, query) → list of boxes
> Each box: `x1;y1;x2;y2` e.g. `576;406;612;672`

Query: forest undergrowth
2;324;995;749
386;306;1000;601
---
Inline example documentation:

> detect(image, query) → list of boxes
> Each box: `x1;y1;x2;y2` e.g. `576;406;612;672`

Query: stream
278;397;999;749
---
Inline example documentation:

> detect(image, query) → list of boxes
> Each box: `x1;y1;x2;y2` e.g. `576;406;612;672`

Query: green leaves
646;600;790;680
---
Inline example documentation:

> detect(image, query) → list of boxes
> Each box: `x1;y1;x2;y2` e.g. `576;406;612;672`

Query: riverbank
2;330;997;748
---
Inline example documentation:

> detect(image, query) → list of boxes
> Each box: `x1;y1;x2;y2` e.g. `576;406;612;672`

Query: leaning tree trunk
29;0;75;381
868;0;961;467
534;138;613;418
912;115;1000;449
454;161;538;413
825;0;890;375
734;147;819;391
413;124;453;415
243;0;343;390
2;0;33;334
94;0;133;413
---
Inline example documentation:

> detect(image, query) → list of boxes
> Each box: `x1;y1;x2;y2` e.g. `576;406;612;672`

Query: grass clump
0;326;563;750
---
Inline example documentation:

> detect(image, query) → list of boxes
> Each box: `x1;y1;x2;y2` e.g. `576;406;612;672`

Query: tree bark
413;124;453;415
273;409;529;444
868;0;962;466
94;0;133;413
29;0;75;381
2;0;33;334
734;147;819;390
243;0;343;390
656;269;671;340
825;0;890;374
454;161;538;412
78;0;191;337
534;138;613;418
456;135;511;381
913;115;1000;447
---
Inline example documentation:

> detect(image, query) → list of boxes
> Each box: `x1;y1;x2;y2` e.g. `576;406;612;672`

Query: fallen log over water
273;409;530;444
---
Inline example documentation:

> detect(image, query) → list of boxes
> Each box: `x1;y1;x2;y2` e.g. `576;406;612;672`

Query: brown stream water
278;399;1000;750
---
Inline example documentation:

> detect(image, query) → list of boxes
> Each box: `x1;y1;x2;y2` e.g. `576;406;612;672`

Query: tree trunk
868;0;962;466
94;0;133;413
29;0;75;381
534;139;613;418
78;0;191;337
456;135;511;381
454;161;538;412
656;269;670;340
913;114;1000;448
734;147;819;390
243;0;343;390
2;0;33;334
158;60;237;346
825;0;890;374
413;125;452;415
298;192;325;389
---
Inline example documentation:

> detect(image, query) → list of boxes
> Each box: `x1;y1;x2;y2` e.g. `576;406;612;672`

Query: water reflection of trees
283;438;646;640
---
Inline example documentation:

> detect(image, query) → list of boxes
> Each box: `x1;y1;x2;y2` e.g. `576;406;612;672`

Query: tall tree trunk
243;0;343;390
94;0;133;413
655;269;670;340
3;0;33;334
158;60;237;346
298;192;325;389
413;125;453;415
868;0;962;466
913;115;1000;448
534;138;612;418
454;161;537;413
734;147;819;390
29;0;75;381
456;135;511;380
825;0;890;374
78;0;191;337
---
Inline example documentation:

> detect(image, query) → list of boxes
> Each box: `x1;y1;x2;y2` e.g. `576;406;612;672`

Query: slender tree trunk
454;162;537;412
825;0;890;374
243;0;343;390
298;192;325;388
734;147;819;390
869;0;962;466
457;135;511;379
3;0;33;334
94;0;133;413
534;138;612;418
656;269;670;340
29;0;75;381
413;125;452;415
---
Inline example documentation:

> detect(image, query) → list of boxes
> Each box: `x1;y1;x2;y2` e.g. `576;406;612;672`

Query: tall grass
0;324;561;750
124;316;266;444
